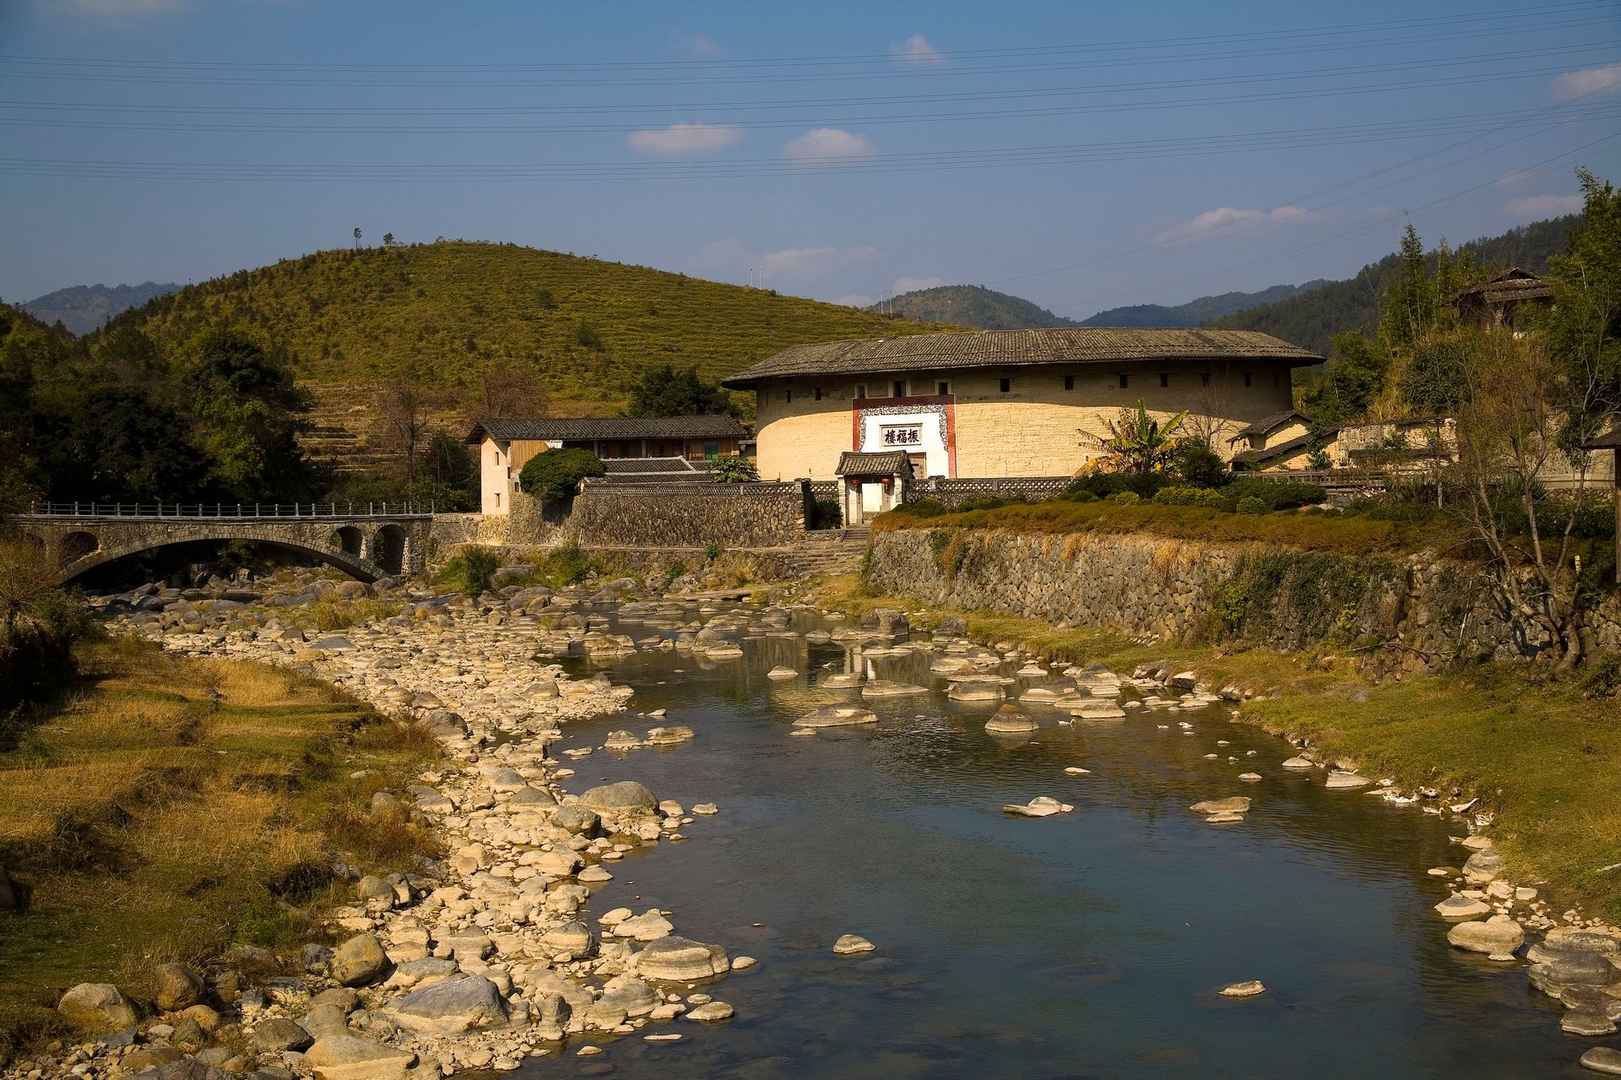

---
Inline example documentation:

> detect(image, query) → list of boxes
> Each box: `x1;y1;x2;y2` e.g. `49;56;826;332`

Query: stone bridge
13;504;433;584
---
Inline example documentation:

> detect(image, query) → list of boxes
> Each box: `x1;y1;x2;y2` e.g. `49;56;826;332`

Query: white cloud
1505;193;1583;220
831;293;876;308
892;276;947;294
1553;62;1621;101
1154;205;1313;245
783;128;876;164
683;32;723;57
53;0;182;13
892;34;943;65
626;122;743;157
763;245;880;278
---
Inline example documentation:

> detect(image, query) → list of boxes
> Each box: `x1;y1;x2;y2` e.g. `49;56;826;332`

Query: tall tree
624;364;736;417
1379;223;1439;350
184;329;315;501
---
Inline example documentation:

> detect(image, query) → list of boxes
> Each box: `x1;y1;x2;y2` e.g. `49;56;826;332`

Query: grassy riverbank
0;637;441;1056
818;575;1621;921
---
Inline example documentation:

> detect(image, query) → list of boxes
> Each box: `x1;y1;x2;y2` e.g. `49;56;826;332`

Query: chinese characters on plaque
880;426;922;447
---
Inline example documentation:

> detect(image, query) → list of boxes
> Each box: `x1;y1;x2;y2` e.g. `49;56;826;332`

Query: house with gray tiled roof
722;327;1320;484
464;414;747;514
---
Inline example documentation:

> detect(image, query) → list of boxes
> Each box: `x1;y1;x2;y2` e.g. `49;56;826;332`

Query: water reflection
512;599;1574;1079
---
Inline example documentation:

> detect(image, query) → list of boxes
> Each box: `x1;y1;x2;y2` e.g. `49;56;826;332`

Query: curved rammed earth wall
863;528;1621;668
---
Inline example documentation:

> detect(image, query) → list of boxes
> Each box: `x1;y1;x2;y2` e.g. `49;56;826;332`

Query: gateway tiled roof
1233;430;1331;466
723;327;1319;387
601;456;706;474
835;451;913;476
466;415;748;443
1232;410;1310;441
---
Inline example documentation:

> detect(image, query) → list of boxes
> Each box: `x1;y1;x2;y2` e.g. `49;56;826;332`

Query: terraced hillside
110;241;942;417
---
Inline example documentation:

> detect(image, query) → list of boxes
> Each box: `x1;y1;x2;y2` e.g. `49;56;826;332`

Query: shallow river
519;608;1573;1079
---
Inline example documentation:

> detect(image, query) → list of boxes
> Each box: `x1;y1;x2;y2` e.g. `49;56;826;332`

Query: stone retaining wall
863;528;1621;669
565;483;808;549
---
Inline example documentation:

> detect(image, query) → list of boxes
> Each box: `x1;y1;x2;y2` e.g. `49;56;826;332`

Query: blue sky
3;0;1620;318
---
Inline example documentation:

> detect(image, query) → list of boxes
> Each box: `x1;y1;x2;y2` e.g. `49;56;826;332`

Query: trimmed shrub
1109;491;1141;506
1235;495;1268;515
518;449;605;503
1153;486;1229;509
1225;477;1327;511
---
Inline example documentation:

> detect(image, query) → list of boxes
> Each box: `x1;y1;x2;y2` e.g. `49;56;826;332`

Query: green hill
1213;216;1582;354
875;285;1078;329
106;241;942;414
1080;283;1325;327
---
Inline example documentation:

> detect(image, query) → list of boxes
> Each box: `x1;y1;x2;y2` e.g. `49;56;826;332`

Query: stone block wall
565;483;808;548
863;528;1621;669
907;476;1072;507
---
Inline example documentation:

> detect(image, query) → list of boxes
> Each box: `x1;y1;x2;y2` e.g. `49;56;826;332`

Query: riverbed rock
1462;850;1506;885
766;666;798;680
551;803;602;836
686;1000;735;1022
330;933;389;987
580;781;657;812
1434;895;1492;921
1190;797;1251;816
1324;771;1372;790
1002;796;1072;817
57;983;137;1034
1563;1010;1618;1037
634;936;730;981
251;1017;313;1052
614;910;674;941
833;934;875;955
1531;948;1618;991
1281;756;1315;771
597;974;658;1018
303;1034;417;1080
1219;980;1266;998
153;963;205;1011
1581;1047;1621;1074
1447;915;1524;959
985;706;1038;734
388;975;508;1034
796;705;878;728
862;680;930;699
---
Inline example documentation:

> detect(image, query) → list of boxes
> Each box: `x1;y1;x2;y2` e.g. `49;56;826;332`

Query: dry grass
0;638;442;1054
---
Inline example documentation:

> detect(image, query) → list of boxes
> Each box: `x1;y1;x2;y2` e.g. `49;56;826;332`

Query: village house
1228;410;1322;470
465;414;748;514
722;327;1321;484
1453;267;1554;330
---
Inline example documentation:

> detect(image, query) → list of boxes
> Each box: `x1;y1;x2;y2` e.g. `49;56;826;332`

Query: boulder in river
388;975;508;1034
985;706;1038;734
796;705;878;728
1190;797;1251;815
634;936;730;981
1447;915;1524;959
1002;796;1073;817
1433;895;1492;921
833;934;876;955
1219;980;1266;998
580;780;657;812
1581;1047;1621;1074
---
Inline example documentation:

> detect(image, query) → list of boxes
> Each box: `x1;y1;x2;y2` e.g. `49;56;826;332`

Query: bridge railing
25;501;434;520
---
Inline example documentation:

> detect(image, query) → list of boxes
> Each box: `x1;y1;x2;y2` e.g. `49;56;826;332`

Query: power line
2;0;1610;77
2;39;1610;121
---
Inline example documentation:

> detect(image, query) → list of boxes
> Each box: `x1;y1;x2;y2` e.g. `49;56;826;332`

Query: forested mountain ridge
23;282;180;335
1212;216;1582;355
873;284;1078;329
104;241;943;414
876;281;1330;331
1079;282;1325;327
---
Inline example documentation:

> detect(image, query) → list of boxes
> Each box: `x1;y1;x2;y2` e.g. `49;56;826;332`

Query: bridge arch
53;534;386;586
59;530;99;568
372;523;407;575
330;525;363;558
